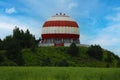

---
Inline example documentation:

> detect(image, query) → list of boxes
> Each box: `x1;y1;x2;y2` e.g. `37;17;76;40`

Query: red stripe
42;34;79;39
54;43;64;46
43;21;78;27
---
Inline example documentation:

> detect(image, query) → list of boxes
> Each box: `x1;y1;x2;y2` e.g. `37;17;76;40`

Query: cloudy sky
0;0;120;56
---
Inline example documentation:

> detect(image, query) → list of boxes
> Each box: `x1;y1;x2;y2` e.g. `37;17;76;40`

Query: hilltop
0;45;120;67
20;45;120;67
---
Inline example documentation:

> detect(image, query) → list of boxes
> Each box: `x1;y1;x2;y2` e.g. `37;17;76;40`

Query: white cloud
0;15;26;30
90;33;119;46
5;7;16;14
89;9;120;56
89;25;120;56
106;7;120;23
0;22;14;30
80;34;92;44
19;0;78;18
0;14;41;39
68;2;77;10
106;13;120;22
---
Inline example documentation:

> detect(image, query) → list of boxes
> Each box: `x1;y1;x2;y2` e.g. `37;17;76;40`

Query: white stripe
47;16;74;21
42;27;79;34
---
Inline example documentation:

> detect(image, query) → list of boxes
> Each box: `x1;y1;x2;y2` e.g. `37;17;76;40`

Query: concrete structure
40;13;80;46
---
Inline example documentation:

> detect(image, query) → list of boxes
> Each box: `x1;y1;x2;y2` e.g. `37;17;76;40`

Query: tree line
0;27;39;65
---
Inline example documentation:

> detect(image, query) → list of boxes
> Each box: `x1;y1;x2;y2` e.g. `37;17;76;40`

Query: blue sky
0;0;120;56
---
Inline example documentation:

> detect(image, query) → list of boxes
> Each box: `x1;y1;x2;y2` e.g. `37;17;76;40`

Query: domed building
40;13;80;46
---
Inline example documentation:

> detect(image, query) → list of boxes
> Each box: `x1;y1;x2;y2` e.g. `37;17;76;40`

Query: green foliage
68;43;79;56
0;27;38;66
2;35;13;50
22;47;71;66
117;59;120;67
87;45;103;60
105;51;114;63
20;46;119;67
13;27;37;49
22;49;39;66
4;36;24;66
2;27;37;50
103;50;120;67
0;51;17;66
0;51;6;65
0;38;3;50
0;60;17;66
0;45;120;67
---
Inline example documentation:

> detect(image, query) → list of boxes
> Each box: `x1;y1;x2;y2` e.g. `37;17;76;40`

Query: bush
68;43;79;57
0;60;17;66
87;45;103;60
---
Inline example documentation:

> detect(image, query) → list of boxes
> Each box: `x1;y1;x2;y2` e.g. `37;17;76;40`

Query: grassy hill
0;45;120;67
21;45;120;67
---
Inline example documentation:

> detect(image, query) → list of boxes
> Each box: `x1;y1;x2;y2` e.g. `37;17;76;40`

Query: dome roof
47;13;74;21
41;13;80;39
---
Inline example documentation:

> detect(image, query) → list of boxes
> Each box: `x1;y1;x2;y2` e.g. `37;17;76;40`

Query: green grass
0;67;120;80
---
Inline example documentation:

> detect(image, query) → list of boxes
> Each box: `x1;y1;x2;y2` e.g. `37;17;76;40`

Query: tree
5;38;24;66
0;38;3;50
1;27;39;65
13;27;21;40
105;51;114;63
68;43;79;57
12;27;37;49
2;35;13;50
0;52;5;65
104;51;115;67
24;29;36;48
117;59;120;67
87;45;103;60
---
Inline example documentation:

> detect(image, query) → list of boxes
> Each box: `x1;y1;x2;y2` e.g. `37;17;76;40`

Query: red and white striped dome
42;13;79;39
41;13;80;46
